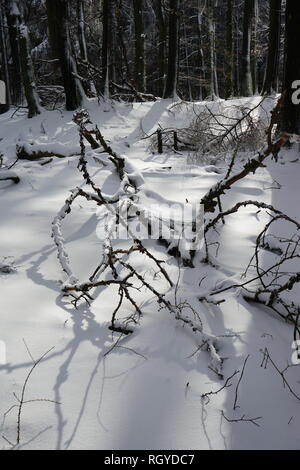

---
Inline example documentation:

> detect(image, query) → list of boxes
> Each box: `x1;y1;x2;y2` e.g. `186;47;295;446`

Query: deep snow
0;97;300;450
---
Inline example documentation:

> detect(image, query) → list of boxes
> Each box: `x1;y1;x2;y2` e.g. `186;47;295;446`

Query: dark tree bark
0;0;290;112
207;0;218;100
224;0;234;99
133;0;146;92
110;0;118;85
280;0;300;135
153;0;166;97
262;0;281;95
77;0;88;61
251;0;258;93
115;0;131;79
5;0;22;105
234;6;241;95
4;1;40;117
241;0;255;96
46;0;84;110
100;0;110;98
0;4;10;112
76;0;94;96
163;0;179;99
196;2;205;100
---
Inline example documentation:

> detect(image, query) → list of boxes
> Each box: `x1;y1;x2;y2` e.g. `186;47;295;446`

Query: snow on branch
0;170;20;185
51;110;224;375
200;96;289;213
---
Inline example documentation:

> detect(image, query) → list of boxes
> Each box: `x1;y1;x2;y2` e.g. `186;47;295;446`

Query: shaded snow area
0;97;300;450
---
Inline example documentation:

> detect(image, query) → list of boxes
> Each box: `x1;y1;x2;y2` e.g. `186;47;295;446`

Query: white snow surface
0;97;299;450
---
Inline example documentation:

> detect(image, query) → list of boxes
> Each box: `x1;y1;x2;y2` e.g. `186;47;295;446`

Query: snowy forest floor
0;97;300;450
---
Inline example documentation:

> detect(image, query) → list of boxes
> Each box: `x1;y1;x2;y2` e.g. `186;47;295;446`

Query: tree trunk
100;0;110;98
251;0;258;94
5;0;22;105
153;0;166;97
207;0;218;100
0;4;10;112
115;0;130;79
163;0;180;99
184;22;192;101
224;0;234;99
280;1;300;135
19;24;41;117
133;0;146;92
77;0;94;96
77;0;88;61
241;0;254;96
46;0;84;110
234;6;241;95
262;0;281;95
196;0;205;100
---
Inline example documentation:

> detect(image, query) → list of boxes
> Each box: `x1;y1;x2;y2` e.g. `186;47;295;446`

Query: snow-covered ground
0;97;299;450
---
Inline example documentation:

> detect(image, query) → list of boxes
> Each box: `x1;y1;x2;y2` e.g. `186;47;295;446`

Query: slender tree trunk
184;22;192;101
280;1;300;135
153;0;166;97
234;7;241;95
196;0;205;100
19;24;41;117
251;0;258;94
207;0;218;100
77;0;94;96
0;4;10;112
110;0;118;85
241;0;254;96
163;0;179;99
77;0;87;61
100;0;110;98
4;1;40;116
225;0;234;98
133;0;146;92
262;0;281;95
5;0;22;105
46;0;84;110
115;0;130;79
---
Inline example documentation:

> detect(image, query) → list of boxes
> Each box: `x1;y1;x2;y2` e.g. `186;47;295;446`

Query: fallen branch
16;145;66;160
111;80;157;102
200;96;289;213
201;134;288;213
0;170;20;184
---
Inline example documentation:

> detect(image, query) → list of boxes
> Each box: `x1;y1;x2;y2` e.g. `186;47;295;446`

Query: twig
233;355;250;410
2;345;58;447
221;410;262;427
261;348;300;402
202;370;240;404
